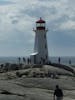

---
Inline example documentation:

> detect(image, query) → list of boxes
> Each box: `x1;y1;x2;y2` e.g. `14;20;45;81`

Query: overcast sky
0;0;75;57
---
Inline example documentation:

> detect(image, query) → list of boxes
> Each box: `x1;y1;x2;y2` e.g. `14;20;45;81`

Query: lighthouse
30;18;48;64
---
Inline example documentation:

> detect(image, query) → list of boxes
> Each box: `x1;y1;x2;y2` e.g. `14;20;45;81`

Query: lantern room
36;17;45;30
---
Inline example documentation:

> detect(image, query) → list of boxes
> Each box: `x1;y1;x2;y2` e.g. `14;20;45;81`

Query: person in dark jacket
54;85;63;100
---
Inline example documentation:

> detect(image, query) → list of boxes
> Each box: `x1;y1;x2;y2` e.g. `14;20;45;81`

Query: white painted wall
34;29;48;64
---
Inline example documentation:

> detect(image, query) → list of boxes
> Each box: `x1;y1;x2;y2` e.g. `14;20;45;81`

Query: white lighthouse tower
30;18;48;64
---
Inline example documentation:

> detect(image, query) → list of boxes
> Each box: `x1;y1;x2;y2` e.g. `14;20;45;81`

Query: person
69;59;71;65
54;85;63;100
58;57;60;64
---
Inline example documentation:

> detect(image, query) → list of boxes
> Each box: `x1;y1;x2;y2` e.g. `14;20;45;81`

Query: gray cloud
12;19;19;24
0;0;75;56
0;0;15;5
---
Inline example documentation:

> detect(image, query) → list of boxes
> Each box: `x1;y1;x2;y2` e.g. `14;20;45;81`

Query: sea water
0;56;75;65
50;56;75;65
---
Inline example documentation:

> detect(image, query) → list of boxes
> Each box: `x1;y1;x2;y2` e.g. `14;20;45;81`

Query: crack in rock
0;89;26;97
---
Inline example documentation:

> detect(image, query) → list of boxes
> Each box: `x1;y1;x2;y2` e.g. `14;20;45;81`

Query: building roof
30;52;38;56
36;17;45;23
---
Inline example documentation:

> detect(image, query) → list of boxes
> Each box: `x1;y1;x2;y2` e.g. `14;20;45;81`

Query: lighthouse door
34;55;36;64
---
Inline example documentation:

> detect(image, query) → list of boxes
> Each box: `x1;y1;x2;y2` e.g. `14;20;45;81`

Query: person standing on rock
54;85;63;100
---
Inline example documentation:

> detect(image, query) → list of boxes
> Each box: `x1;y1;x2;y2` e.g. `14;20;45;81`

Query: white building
30;18;49;64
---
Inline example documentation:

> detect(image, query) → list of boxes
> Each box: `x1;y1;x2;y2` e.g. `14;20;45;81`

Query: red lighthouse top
36;18;46;30
36;17;45;23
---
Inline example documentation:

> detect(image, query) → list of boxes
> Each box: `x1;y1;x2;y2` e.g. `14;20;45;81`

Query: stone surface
0;65;74;100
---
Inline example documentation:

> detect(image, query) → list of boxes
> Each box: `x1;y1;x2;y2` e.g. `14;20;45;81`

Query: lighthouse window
40;23;42;26
36;23;45;27
46;55;47;59
42;23;45;27
45;44;47;49
36;23;40;27
44;34;46;39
